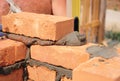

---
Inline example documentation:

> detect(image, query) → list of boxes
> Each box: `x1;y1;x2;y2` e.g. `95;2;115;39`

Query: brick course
31;44;91;69
2;12;74;40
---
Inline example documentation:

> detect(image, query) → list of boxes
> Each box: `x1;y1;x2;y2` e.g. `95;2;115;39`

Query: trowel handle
74;17;79;32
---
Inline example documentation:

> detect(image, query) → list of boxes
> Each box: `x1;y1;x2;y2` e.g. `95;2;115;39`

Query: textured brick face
14;0;52;14
31;44;91;69
0;69;23;81
0;39;27;66
73;57;120;81
27;66;56;81
2;12;74;40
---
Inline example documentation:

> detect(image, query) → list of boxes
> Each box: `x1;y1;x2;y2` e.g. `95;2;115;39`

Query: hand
52;0;66;16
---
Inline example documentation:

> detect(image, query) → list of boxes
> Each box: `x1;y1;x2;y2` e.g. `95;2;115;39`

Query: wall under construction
0;12;120;81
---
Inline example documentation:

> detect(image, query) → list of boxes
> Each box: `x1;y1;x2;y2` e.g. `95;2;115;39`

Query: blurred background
106;0;120;32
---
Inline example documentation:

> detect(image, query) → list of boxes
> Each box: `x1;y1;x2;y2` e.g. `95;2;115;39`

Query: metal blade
6;0;22;13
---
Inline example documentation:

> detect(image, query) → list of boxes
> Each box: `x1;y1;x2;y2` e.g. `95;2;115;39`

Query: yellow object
72;0;81;18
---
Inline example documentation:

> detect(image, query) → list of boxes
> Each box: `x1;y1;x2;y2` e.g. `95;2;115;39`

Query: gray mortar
23;48;31;81
86;45;119;59
4;32;55;46
4;32;86;46
0;60;26;75
55;31;86;46
23;67;29;81
25;48;31;60
28;59;72;81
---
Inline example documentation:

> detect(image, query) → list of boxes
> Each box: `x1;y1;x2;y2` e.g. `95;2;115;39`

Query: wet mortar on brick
1;33;120;81
86;45;119;59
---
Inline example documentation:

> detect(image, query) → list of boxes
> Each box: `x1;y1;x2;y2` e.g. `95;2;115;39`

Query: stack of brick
1;12;120;81
0;39;27;81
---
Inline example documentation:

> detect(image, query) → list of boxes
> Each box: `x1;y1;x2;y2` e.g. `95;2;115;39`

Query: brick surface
2;12;74;40
14;0;52;14
27;79;34;81
0;0;9;24
31;44;92;69
73;57;120;81
27;66;56;81
61;77;72;81
0;68;23;81
108;56;120;65
0;39;27;66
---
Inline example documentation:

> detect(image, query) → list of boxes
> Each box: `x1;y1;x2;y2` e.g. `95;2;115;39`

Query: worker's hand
52;0;66;16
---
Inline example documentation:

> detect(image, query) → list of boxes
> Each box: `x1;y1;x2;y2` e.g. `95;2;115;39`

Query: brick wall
0;39;27;81
0;12;120;81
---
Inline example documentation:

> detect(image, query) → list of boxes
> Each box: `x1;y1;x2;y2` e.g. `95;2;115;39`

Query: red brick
2;12;74;40
27;66;56;81
14;0;52;14
31;44;92;69
0;0;9;24
0;69;23;81
61;77;72;81
0;39;27;66
73;57;120;81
